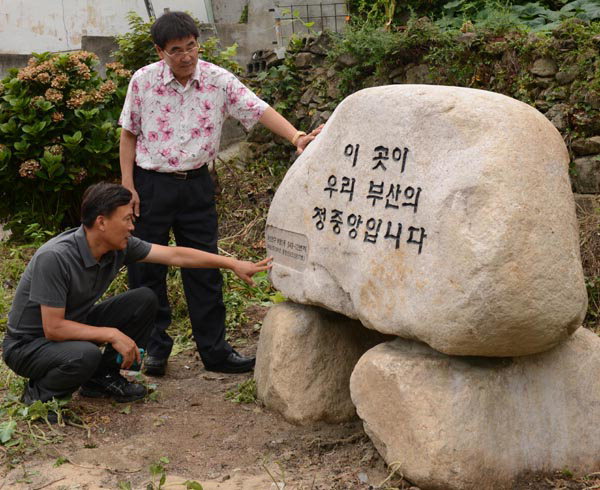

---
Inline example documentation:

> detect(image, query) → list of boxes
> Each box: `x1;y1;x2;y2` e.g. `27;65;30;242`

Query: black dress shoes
143;356;168;377
205;350;255;374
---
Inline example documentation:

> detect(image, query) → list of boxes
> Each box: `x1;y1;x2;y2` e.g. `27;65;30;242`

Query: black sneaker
20;382;35;405
79;372;147;403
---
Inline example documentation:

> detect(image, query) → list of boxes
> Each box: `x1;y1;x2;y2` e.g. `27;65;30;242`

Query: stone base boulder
255;302;388;425
350;328;600;490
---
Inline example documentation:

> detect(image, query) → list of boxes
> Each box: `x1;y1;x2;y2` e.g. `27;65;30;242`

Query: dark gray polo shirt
7;226;151;338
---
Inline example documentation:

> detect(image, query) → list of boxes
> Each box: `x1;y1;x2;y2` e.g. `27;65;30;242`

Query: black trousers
2;288;157;403
127;166;231;366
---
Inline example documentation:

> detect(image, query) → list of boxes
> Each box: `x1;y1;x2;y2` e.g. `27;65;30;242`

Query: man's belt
139;165;208;180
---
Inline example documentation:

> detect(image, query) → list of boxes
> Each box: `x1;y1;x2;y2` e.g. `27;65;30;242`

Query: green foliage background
345;0;600;29
0;12;243;241
0;53;129;237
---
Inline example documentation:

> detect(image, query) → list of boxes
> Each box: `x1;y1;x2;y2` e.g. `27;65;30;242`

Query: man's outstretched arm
140;244;272;286
258;107;323;154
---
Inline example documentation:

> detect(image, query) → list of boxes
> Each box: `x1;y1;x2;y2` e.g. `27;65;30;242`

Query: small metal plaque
266;225;309;271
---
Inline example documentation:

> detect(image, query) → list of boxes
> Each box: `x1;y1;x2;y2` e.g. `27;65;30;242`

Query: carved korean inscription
312;143;427;254
266;226;309;271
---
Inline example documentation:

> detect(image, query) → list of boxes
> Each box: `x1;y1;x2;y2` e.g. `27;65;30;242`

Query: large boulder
266;84;586;357
350;328;600;490
255;302;388;425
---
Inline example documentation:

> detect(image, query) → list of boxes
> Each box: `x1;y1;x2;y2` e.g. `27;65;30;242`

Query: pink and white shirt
119;60;269;172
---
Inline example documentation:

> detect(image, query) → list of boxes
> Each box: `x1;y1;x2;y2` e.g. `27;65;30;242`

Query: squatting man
2;183;272;411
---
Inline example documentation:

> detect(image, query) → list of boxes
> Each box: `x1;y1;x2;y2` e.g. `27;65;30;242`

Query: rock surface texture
255;302;388;425
266;84;587;357
350;328;600;490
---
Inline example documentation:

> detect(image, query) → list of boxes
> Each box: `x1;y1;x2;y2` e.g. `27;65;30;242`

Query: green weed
118;457;204;489
225;378;257;404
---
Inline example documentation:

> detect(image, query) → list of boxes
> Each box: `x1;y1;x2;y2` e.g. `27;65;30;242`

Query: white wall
0;0;212;54
211;0;246;23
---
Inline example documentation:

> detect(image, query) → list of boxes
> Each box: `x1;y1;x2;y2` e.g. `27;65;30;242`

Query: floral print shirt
119;60;269;172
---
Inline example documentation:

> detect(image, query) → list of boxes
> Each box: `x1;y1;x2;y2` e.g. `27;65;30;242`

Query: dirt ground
0;339;400;490
2;322;600;490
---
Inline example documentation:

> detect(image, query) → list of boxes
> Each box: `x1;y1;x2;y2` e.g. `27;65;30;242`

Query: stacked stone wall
249;21;600;198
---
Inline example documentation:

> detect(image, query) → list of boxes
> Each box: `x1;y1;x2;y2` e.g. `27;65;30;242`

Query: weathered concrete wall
247;0;279;54
0;54;29;79
81;36;119;78
212;0;247;23
0;36;118;79
212;23;251;64
242;0;346;60
0;0;344;69
0;0;211;54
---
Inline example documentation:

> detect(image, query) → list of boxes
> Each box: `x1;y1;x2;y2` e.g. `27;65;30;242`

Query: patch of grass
562;467;574;478
0;243;35;334
222;269;275;336
0;361;88;467
119;456;204;489
225;378;257;404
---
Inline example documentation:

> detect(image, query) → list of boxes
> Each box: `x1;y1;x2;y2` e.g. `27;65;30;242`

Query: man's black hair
151;11;199;49
81;182;132;228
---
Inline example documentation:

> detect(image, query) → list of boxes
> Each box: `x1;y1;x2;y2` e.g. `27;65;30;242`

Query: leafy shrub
345;0;600;32
252;60;301;113
346;0;442;26
112;12;159;72
513;0;600;31
328;17;450;96
436;0;600;32
114;11;242;75
0;52;130;237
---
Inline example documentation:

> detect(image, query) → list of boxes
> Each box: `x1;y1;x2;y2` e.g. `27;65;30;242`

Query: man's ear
155;44;164;60
96;215;106;232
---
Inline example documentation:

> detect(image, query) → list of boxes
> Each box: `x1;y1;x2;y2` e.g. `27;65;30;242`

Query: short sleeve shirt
7;226;151;338
119;60;269;172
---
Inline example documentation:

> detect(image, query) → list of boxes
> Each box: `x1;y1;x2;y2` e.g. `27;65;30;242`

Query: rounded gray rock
350;329;600;490
255;302;388;425
266;85;587;357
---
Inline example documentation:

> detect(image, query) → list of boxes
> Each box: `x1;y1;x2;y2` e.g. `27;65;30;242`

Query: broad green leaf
0;420;16;444
27;400;48;420
0;119;17;133
184;482;204;490
270;291;287;304
13;140;30;152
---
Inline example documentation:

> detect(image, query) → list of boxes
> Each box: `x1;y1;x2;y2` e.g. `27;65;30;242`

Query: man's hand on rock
296;124;324;155
232;257;273;286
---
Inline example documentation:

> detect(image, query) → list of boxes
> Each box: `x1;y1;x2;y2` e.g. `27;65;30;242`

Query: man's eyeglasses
162;44;203;61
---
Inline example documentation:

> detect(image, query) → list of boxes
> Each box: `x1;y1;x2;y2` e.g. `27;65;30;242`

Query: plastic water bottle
116;348;145;371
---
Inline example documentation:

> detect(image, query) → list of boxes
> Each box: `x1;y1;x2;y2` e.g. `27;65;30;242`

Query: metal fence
270;2;348;46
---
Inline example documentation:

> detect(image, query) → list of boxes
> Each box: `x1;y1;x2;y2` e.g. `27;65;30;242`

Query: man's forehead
163;36;196;50
114;204;133;218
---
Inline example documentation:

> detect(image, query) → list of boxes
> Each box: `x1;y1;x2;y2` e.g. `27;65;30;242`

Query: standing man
2;183;270;413
119;11;318;376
